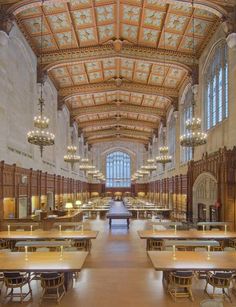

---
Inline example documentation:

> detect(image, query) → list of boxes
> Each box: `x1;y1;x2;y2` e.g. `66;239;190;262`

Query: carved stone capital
37;67;48;85
190;65;199;86
57;95;64;111
226;32;236;49
221;15;235;35
171;97;179;111
0;7;14;35
191;84;199;96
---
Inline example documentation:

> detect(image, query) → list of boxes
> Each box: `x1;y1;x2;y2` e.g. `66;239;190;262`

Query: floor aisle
4;218;235;306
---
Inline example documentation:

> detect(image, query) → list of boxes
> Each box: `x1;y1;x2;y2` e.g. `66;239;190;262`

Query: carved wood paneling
0;161;90;221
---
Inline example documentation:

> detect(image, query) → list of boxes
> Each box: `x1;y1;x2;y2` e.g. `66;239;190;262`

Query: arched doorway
192;172;218;223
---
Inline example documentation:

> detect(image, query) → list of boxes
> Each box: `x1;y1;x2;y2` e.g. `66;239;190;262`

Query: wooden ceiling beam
71;103;165;118
61;81;178;99
79;118;157;130
42;45;195;69
84;128;151;138
87;136;148;145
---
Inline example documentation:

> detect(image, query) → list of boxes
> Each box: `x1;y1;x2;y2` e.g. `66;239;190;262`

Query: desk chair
40;272;65;304
168;271;194;302
3;272;32;303
205;271;233;302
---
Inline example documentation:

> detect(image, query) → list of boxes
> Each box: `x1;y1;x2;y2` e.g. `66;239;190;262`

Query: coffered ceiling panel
49;58;188;89
9;0;224;145
66;90;170;109
16;0;219;54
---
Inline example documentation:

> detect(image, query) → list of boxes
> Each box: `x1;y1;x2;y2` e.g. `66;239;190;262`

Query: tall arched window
205;42;228;130
167;112;176;169
106;151;131;187
181;87;193;162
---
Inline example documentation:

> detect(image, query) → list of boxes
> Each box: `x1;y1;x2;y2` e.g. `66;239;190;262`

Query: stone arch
202;38;227;73
192;172;218;223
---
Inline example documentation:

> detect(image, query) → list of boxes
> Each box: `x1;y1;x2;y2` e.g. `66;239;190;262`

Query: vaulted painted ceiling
4;0;232;145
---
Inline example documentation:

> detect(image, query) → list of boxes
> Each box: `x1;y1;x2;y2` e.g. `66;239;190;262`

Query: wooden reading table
148;251;236;271
107;201;132;229
138;230;236;250
0;251;88;290
0;230;98;252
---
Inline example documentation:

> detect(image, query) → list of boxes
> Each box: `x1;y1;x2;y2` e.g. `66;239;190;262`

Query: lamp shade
65;202;73;209
75;200;82;206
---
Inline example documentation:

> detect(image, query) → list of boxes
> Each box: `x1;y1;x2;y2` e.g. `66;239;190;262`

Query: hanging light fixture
64;145;80;168
155;19;171;170
64;14;80;168
27;0;55;157
180;0;207;156
144;147;156;171
156;128;172;169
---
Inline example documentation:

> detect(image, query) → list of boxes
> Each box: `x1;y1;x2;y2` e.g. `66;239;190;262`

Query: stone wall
0;23;87;180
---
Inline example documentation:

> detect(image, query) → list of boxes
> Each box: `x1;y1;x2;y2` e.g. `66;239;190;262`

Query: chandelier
27;1;55;157
87;169;99;176
143;158;156;171
27;95;55;157
138;169;150;176
156;131;172;168
64;145;80;167
79;158;95;171
155;22;171;169
180;118;207;147
180;0;207;154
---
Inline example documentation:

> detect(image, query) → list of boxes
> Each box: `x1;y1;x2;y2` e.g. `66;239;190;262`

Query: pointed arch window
181;87;193;162
205;42;228;130
106;151;131;187
167;113;176;169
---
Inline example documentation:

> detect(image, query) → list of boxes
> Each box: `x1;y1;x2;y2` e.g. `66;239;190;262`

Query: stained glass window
106;151;131;187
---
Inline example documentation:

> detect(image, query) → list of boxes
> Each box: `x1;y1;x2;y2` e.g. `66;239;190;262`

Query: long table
129;208;171;219
0;251;88;290
138;230;236;240
148;251;236;271
0;230;98;251
107;201;132;228
138;230;236;250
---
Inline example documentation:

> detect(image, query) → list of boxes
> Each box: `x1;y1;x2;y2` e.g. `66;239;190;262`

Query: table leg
109;218;112;228
127;218;130;229
64;272;73;291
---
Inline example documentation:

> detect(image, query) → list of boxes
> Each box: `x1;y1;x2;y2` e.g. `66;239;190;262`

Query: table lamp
65;202;73;215
75;200;82;206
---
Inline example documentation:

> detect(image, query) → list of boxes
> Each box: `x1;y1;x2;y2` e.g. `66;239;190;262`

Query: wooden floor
3;218;236;306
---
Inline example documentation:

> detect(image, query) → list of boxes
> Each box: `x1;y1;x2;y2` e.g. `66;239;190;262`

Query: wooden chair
205;271;233;302
3;272;32;303
168;271;194;302
74;239;88;251
40;272;65;304
148;239;163;251
0;240;8;250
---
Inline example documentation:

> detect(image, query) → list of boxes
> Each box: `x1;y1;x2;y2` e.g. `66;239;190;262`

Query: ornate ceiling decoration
4;0;231;145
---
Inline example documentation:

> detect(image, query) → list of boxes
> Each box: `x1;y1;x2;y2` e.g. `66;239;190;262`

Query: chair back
212;272;232;287
4;272;24;286
171;271;193;286
149;239;163;250
41;273;64;289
